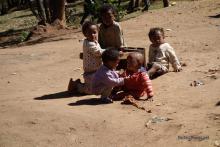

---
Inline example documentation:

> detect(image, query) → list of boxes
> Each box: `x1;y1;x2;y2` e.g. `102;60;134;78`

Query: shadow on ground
34;91;85;100
216;101;220;106
0;26;80;49
209;13;220;18
68;98;109;106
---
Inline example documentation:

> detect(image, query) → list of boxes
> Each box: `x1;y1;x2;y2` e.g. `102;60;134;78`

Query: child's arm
166;46;182;72
141;73;154;98
148;45;155;63
103;71;125;87
87;42;105;57
114;23;124;49
98;26;105;48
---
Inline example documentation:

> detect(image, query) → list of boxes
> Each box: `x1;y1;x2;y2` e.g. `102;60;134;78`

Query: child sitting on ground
147;27;182;79
113;52;153;100
68;21;105;94
92;49;128;103
98;4;125;50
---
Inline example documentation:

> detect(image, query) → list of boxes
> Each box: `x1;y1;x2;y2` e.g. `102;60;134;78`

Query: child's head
102;49;120;70
148;27;165;47
100;4;116;27
127;52;144;72
82;21;98;41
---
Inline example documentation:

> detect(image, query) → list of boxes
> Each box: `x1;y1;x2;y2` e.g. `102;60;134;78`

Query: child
98;4;124;50
114;52;153;100
92;49;128;103
147;27;182;79
68;21;105;94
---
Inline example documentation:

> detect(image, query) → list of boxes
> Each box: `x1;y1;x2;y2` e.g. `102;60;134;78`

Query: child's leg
112;91;130;100
100;87;113;103
67;78;77;94
147;63;161;77
147;63;168;79
77;72;95;94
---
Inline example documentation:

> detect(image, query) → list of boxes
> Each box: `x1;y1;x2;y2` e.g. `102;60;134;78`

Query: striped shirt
120;70;153;98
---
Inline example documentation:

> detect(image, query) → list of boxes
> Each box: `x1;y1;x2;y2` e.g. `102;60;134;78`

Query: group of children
68;4;182;103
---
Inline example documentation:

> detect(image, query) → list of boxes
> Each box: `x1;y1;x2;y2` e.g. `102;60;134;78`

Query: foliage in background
19;30;30;42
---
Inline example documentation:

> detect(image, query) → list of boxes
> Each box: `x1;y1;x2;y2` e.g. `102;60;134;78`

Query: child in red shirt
113;52;153;100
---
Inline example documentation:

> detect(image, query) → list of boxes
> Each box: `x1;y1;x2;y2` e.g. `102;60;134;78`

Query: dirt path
0;0;220;146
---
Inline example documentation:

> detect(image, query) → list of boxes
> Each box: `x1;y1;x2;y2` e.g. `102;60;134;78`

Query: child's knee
152;63;161;70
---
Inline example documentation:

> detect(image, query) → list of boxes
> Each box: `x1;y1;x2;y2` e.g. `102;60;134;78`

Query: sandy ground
0;0;220;146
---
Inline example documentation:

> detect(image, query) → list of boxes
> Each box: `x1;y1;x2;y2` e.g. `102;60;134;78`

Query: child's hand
145;96;153;101
124;76;130;84
119;51;124;57
174;67;182;72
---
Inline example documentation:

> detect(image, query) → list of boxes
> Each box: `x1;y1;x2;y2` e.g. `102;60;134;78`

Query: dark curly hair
148;27;165;39
102;49;119;64
82;21;97;36
99;4;116;16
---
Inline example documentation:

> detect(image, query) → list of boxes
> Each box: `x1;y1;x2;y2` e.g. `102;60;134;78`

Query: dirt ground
0;0;220;146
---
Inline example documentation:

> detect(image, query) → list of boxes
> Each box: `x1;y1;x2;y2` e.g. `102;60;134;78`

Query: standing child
114;52;153;100
68;21;104;94
98;4;124;50
147;27;182;79
92;49;128;103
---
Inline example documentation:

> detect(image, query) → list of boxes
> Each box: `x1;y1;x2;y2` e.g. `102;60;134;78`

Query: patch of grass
19;30;30;42
0;9;37;32
149;1;164;10
121;0;164;21
0;0;189;32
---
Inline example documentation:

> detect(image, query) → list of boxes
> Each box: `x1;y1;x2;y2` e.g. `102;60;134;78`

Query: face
106;58;120;70
149;31;165;47
127;55;139;72
85;25;98;41
102;10;115;26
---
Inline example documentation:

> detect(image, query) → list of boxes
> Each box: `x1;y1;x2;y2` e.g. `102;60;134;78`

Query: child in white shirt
68;21;105;94
147;27;182;79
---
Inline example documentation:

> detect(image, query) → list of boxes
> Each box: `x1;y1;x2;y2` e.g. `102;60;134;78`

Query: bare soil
0;0;220;146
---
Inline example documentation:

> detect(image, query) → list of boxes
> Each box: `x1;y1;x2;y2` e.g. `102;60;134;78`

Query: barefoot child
68;21;104;94
114;52;153;100
147;27;182;79
92;49;128;103
98;4;124;50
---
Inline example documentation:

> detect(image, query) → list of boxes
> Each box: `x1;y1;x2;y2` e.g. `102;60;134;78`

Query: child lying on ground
147;27;182;79
92;49;129;103
113;52;154;100
68;21;105;94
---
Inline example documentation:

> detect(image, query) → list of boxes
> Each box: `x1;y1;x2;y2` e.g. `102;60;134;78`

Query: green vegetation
0;10;37;32
19;30;30;42
0;0;177;33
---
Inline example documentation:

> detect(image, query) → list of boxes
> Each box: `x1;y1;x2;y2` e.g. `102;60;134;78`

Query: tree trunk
28;0;66;27
163;0;169;7
50;0;66;28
